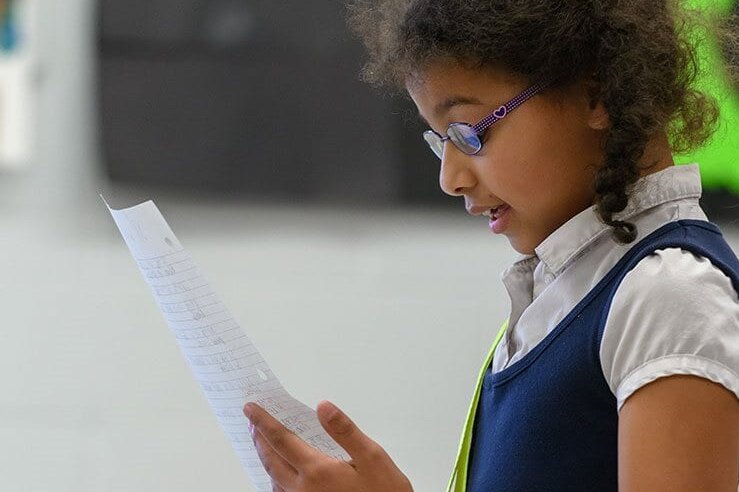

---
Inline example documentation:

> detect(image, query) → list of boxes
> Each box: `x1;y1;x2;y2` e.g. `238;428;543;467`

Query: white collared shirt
491;164;739;412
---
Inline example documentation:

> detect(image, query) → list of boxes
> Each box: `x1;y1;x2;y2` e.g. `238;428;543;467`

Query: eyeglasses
422;81;549;159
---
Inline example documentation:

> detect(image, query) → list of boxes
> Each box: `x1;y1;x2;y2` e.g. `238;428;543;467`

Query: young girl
242;1;739;490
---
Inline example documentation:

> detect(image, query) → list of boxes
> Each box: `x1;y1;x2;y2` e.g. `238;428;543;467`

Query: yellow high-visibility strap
446;319;509;492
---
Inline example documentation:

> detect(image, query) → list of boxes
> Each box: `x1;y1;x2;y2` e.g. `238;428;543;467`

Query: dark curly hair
349;0;735;243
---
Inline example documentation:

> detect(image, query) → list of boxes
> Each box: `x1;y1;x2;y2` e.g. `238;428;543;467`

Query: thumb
316;400;380;462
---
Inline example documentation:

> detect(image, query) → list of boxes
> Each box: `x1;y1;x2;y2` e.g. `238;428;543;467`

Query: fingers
244;402;320;467
250;422;298;489
316;400;386;465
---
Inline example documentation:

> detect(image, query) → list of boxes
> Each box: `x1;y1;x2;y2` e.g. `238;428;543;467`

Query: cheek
474;103;599;206
511;117;597;189
474;139;594;222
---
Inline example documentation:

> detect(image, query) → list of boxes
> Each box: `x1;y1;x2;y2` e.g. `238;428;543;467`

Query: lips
465;203;512;234
486;204;510;219
467;204;509;217
488;204;512;234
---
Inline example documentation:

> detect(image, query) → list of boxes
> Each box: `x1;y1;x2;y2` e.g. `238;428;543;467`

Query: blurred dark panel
98;0;452;206
701;189;739;224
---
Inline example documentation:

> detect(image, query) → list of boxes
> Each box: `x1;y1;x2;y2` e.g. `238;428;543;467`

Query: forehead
406;62;526;121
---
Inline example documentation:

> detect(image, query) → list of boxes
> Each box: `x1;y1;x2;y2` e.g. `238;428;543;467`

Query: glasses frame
422;80;550;159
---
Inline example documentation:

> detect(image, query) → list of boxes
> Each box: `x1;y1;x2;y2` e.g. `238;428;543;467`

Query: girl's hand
243;400;414;492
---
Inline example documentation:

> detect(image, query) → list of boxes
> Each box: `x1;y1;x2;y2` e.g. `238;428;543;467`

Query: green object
447;319;509;492
676;0;739;194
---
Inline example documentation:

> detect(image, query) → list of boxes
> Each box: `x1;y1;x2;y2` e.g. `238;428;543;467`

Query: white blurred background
0;1;517;491
0;1;736;492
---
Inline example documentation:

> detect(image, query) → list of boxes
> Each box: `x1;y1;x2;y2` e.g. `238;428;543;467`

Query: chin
507;236;536;256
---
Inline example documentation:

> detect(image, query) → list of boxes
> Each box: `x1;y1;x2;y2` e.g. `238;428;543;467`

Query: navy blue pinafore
463;220;739;491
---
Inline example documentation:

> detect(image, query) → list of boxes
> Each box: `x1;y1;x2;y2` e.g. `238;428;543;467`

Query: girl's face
407;62;608;255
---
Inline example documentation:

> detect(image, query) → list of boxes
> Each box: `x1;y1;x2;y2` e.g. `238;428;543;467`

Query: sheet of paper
104;198;348;491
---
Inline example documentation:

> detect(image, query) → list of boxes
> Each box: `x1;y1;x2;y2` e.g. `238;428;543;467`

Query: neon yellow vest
446;319;509;492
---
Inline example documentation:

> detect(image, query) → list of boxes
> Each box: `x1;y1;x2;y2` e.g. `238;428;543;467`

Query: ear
584;78;610;130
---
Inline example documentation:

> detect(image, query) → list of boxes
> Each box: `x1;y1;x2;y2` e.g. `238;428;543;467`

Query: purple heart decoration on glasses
493;105;508;119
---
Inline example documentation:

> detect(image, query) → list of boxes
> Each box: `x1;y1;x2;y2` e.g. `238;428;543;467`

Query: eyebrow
435;96;484;115
418;95;485;125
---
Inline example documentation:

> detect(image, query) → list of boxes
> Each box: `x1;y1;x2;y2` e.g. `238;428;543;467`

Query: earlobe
584;79;610;130
588;101;610;130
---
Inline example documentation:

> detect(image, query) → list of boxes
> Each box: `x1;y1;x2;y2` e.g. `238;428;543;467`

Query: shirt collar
528;164;703;276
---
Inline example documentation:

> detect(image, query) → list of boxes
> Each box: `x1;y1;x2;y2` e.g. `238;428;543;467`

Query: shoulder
614;247;737;313
599;247;739;412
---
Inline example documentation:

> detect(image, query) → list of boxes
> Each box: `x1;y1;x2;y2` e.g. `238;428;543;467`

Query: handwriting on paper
104;198;348;492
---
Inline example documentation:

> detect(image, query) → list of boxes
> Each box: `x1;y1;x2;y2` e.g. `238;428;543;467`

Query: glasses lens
448;124;481;155
423;131;444;159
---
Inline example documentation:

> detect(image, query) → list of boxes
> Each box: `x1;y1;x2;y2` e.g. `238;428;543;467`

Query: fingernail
248;422;255;436
322;401;340;422
243;402;255;417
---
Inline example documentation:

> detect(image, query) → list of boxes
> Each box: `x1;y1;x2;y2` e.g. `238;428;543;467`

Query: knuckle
331;417;354;436
248;413;262;428
365;443;387;463
266;428;286;448
302;462;331;484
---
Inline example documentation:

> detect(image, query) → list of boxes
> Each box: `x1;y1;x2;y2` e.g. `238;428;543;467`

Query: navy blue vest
467;220;739;491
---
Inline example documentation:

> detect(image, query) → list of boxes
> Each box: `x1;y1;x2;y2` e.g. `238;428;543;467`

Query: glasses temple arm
472;80;550;135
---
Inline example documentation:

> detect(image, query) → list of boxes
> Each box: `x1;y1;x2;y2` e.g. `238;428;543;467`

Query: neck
638;132;675;177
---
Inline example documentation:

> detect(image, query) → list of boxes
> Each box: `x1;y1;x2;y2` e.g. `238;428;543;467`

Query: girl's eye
479;128;492;145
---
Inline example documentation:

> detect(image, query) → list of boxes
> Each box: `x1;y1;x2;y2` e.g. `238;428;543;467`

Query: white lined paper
104;198;348;491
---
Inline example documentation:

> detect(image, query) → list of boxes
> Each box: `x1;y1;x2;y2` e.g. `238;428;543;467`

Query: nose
439;142;476;196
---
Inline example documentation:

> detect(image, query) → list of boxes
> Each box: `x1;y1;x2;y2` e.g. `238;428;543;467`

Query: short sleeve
599;247;739;413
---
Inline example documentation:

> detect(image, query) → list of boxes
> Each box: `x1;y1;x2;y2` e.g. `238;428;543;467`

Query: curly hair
349;0;734;243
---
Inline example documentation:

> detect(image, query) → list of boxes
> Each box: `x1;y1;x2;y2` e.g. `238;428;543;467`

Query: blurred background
0;1;736;491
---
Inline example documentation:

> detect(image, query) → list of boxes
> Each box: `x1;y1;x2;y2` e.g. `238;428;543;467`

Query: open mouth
482;204;510;219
